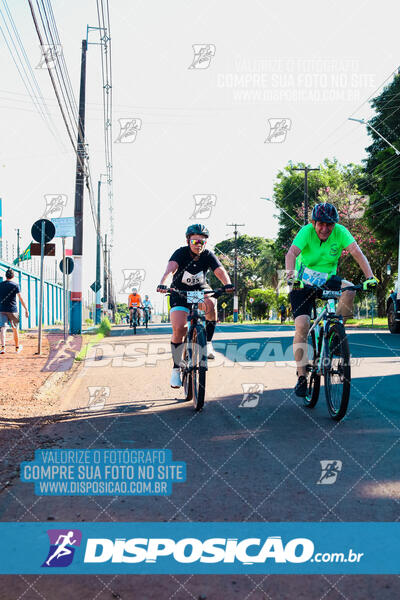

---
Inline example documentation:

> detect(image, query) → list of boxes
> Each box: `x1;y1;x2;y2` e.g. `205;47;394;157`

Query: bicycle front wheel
189;325;207;411
324;322;350;421
304;328;321;408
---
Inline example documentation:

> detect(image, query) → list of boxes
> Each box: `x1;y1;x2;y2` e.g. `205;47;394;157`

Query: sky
0;0;399;312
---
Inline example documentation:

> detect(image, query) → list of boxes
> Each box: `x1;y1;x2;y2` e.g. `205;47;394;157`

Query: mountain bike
162;287;223;411
301;281;369;421
129;307;140;334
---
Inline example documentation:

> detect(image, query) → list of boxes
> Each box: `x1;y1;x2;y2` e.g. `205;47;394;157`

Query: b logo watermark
317;460;343;485
190;194;217;219
265;118;291;143
239;383;265;408
188;44;216;70
115;118;142;143
120;269;146;294
36;45;62;69
87;386;110;411
42;194;68;219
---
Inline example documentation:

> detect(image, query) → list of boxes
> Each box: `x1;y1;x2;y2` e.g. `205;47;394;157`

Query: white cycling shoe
170;367;182;388
207;341;216;359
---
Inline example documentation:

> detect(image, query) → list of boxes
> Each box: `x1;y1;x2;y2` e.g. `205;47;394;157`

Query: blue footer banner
0;522;398;574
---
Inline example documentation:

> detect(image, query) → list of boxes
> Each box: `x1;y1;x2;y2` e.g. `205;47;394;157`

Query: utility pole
15;229;20;265
227;223;245;323
103;234;108;318
95;177;106;325
293;166;320;225
70;38;87;334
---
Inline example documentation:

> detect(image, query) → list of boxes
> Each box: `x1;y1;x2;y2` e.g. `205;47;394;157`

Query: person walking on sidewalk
0;268;29;354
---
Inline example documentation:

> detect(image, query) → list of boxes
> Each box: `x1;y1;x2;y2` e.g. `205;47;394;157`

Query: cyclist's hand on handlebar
288;278;304;290
223;284;235;293
157;285;168;293
363;277;379;291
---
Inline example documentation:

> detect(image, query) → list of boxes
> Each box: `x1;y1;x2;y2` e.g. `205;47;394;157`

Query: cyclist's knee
294;315;310;338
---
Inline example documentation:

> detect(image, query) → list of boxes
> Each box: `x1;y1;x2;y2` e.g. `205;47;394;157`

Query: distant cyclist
128;288;142;327
157;224;234;388
285;202;378;397
142;295;153;322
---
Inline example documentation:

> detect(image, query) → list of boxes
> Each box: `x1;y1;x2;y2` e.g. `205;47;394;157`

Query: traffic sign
221;302;227;309
52;217;76;238
59;256;74;274
101;296;106;303
90;281;101;293
249;297;254;304
31;219;56;244
30;243;55;257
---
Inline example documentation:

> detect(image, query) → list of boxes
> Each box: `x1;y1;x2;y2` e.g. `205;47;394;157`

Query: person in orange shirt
128;288;142;327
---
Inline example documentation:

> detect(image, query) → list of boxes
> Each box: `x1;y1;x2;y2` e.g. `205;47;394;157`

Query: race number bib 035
181;270;205;286
301;266;329;287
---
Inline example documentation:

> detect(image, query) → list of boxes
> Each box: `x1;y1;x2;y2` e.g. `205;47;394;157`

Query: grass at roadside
75;317;111;361
220;317;388;329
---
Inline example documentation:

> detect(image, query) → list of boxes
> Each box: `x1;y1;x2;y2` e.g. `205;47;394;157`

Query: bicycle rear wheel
324;322;350;421
190;325;207;411
180;338;193;402
304;328;321;408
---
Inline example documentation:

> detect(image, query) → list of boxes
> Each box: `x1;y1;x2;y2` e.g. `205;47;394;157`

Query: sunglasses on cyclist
190;239;206;247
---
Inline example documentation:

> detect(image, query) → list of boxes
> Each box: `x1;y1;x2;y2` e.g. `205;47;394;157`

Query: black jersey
169;246;222;291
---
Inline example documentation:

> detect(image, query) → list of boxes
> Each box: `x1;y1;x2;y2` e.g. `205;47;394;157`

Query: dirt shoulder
0;331;80;490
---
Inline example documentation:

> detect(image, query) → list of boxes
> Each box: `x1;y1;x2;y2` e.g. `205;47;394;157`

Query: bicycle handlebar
158;287;226;299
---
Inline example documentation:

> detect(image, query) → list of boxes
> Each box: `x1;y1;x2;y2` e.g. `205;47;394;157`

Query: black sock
205;320;216;342
171;342;183;368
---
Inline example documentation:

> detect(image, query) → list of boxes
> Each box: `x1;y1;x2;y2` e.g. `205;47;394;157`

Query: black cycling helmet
311;202;339;224
185;223;209;239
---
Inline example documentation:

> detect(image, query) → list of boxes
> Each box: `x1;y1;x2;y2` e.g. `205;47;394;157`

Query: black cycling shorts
289;287;317;319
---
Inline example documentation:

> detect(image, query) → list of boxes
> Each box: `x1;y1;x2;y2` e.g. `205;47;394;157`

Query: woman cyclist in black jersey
157;224;233;388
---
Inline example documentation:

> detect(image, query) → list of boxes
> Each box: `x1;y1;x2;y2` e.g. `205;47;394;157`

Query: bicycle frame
308;296;343;375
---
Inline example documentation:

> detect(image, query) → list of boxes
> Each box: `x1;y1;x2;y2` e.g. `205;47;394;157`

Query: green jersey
292;223;355;287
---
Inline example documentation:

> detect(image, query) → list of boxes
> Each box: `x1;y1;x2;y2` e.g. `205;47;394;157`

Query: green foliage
85;318;94;325
248;288;286;320
116;302;129;316
210;235;279;316
99;317;111;337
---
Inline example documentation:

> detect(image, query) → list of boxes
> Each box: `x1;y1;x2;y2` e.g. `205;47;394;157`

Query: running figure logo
240;383;265;408
188;44;216;69
114;118;142;143
42;194;68;219
317;460;343;485
87;386;110;411
36;44;62;69
265;118;291;143
42;529;82;567
190;195;217;219
120;269;146;293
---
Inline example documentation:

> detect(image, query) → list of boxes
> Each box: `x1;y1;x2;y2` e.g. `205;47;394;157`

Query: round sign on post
249;297;254;304
59;257;74;275
31;219;56;244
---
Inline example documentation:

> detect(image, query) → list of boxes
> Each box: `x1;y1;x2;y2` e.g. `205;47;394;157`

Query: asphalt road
0;323;399;599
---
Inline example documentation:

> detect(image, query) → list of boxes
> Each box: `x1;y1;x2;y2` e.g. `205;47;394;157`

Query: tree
360;72;400;309
211;235;277;316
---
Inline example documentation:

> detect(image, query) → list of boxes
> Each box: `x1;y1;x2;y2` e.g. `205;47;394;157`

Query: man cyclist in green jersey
285;202;378;397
